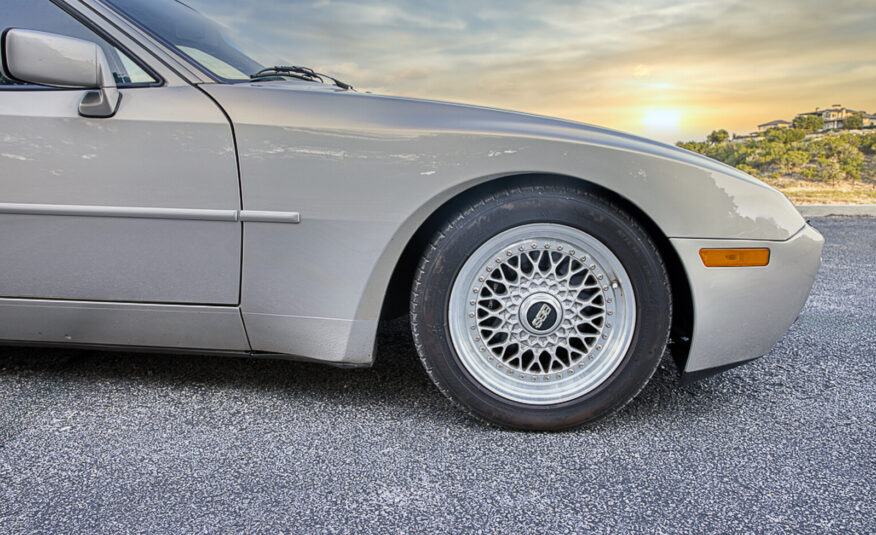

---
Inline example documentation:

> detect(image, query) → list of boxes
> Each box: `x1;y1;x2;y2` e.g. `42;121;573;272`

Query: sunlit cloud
186;0;876;143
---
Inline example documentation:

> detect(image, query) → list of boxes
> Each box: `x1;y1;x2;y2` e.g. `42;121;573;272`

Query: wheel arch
378;172;694;371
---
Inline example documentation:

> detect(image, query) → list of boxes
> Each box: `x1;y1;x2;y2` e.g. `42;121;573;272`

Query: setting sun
642;109;682;131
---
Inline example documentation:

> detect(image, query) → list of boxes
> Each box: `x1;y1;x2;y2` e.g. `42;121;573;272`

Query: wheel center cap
519;293;563;335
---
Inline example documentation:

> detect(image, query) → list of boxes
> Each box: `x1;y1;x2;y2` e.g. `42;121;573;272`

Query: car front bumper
670;223;824;375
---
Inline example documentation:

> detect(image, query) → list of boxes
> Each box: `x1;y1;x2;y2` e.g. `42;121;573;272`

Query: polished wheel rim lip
448;223;636;405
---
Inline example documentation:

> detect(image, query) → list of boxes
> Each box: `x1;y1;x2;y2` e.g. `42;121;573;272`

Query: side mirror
1;28;121;118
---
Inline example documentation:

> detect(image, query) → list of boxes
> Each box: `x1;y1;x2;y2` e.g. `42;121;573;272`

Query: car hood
242;80;774;191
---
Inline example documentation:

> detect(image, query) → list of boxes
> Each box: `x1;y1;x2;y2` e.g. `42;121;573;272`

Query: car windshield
104;0;264;82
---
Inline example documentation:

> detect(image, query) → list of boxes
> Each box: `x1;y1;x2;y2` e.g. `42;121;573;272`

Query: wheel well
380;173;694;371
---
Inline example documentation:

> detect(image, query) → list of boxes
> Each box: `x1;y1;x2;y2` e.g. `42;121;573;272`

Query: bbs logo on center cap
526;301;558;332
531;304;552;329
518;292;563;335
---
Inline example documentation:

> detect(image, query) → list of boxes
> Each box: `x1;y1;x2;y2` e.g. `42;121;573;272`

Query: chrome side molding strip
0;203;300;223
0;203;236;221
238;210;301;224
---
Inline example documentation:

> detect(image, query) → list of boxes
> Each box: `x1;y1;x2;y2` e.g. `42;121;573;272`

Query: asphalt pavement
0;217;873;534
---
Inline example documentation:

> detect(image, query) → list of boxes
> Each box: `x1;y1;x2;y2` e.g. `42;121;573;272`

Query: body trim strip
0;203;300;223
239;210;301;223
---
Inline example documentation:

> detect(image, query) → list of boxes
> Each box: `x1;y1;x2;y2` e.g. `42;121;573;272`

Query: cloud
184;0;876;142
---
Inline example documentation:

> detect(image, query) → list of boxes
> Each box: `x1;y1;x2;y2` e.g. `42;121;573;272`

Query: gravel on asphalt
0;217;873;534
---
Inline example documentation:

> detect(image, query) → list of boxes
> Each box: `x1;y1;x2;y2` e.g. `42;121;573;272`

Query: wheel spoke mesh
474;247;606;375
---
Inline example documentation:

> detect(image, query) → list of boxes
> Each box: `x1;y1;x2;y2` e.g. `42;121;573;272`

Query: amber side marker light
699;248;770;267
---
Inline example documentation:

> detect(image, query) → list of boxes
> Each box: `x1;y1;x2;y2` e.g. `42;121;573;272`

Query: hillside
677;130;876;204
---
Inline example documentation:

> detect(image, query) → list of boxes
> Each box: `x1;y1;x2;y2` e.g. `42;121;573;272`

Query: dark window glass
105;0;263;82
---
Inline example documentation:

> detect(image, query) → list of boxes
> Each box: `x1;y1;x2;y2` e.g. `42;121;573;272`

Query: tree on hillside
844;113;864;130
766;127;805;144
792;114;824;133
707;129;729;144
676;130;873;185
861;133;876;154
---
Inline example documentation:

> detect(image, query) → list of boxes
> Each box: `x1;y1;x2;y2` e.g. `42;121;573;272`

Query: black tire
410;185;671;430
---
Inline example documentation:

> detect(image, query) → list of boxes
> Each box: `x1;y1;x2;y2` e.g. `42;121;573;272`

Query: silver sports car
0;0;823;430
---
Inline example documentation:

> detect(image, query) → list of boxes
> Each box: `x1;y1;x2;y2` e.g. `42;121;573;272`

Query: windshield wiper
250;66;353;90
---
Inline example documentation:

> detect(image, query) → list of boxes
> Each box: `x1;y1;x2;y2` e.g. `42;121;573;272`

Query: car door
0;0;241;305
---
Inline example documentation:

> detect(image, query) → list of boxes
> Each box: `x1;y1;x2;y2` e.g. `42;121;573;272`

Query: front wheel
410;185;671;430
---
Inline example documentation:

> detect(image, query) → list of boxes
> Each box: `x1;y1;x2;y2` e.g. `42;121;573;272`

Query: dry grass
759;146;876;205
763;176;876;204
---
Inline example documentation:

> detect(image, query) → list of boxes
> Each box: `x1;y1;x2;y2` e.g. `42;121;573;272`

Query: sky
185;0;876;143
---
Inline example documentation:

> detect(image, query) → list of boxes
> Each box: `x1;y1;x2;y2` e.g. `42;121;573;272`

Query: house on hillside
757;119;791;132
795;104;867;130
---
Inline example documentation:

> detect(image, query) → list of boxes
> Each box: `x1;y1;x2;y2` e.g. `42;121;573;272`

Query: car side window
0;0;157;88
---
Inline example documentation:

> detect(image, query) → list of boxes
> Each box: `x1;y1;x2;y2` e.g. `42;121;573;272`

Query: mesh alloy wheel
449;224;636;404
411;185;671;430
